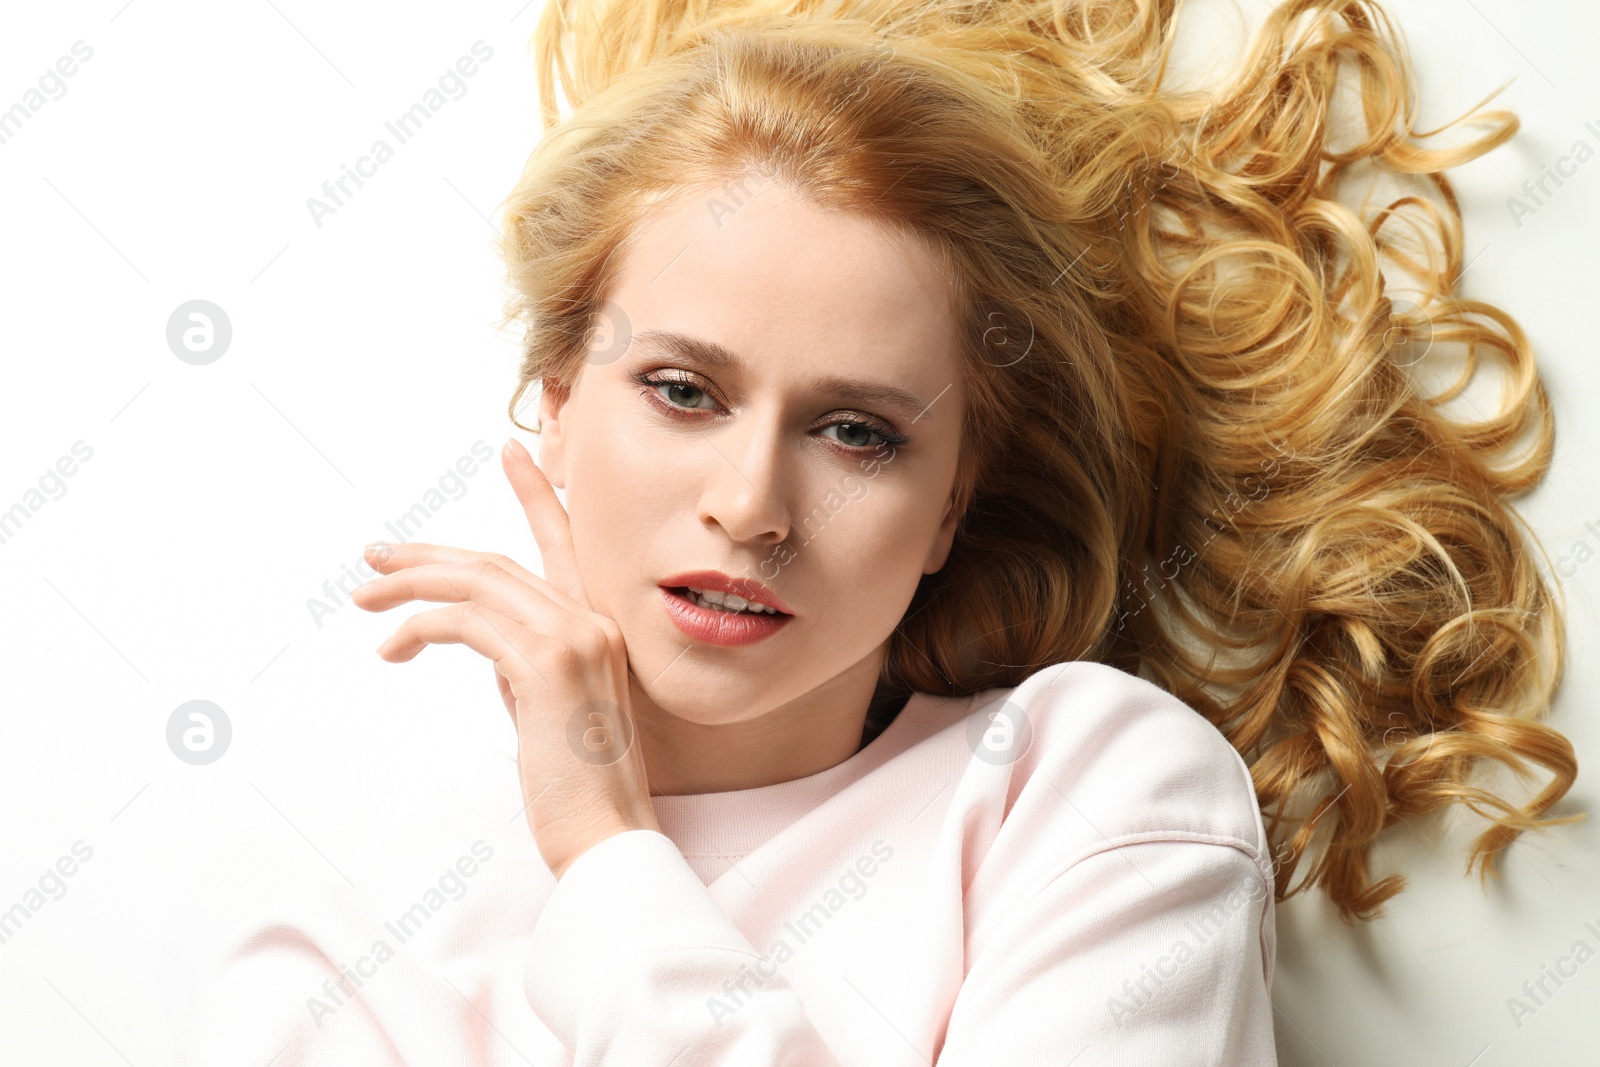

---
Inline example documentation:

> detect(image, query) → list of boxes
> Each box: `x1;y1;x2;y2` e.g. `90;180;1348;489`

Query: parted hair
494;0;1578;920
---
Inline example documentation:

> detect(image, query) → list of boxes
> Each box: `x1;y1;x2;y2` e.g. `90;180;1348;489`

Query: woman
176;0;1577;1063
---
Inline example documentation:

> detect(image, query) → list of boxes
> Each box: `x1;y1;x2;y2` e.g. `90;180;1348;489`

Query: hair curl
492;0;1579;921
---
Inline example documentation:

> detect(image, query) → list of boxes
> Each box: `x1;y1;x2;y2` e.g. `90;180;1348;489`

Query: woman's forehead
603;181;963;394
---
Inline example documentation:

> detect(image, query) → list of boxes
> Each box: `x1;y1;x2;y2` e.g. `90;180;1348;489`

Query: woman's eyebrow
632;328;933;421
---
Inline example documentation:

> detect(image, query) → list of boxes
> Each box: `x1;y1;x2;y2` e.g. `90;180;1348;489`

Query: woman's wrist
545;811;663;881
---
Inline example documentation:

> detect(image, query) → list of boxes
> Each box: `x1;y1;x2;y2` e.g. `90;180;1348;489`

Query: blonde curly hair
494;0;1579;921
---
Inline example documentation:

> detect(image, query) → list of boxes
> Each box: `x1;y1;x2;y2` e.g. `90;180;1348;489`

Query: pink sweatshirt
175;660;1278;1065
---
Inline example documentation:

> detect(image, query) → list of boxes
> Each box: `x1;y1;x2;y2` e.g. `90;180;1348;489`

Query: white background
0;1;1596;1064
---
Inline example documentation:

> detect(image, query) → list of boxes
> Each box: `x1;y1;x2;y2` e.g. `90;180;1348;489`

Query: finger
501;438;590;610
494;663;517;726
376;601;547;687
362;542;571;607
353;559;581;625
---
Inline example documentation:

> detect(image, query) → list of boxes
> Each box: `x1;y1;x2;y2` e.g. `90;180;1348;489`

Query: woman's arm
940;837;1277;1065
523;829;848;1065
522;830;1277;1066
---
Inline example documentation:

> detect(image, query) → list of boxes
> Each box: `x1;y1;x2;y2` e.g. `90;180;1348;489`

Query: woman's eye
654;380;716;410
639;375;901;450
821;422;884;449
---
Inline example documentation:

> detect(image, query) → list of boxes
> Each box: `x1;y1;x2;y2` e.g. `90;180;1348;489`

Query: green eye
660;381;714;409
636;369;908;452
823;422;881;449
665;379;710;404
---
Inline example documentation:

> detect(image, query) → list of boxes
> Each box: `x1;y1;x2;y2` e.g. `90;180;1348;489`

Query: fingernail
365;541;389;559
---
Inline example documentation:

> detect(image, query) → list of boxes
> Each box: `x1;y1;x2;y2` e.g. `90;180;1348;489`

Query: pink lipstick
658;570;793;647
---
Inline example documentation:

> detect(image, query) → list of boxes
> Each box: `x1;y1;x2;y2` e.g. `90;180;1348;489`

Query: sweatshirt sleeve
173;928;404;1067
522;829;847;1066
939;836;1279;1066
524;831;1273;1067
525;830;1276;1067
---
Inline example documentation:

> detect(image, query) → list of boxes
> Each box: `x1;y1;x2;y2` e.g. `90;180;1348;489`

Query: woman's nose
695;418;792;546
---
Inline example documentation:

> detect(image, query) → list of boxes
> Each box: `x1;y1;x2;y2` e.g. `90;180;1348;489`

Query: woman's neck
633;654;889;796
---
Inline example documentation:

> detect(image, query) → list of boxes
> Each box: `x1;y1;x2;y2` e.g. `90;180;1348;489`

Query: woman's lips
659;587;792;646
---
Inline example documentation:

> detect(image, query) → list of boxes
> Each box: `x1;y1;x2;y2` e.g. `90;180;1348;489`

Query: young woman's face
537;180;966;725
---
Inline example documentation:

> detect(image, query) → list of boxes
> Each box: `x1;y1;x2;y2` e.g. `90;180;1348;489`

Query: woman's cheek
839;492;933;603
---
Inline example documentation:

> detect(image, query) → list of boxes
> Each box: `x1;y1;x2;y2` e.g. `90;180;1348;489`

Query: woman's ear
922;489;962;575
536;378;572;489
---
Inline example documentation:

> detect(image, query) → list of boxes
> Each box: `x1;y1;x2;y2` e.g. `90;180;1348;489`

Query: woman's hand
351;438;660;880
